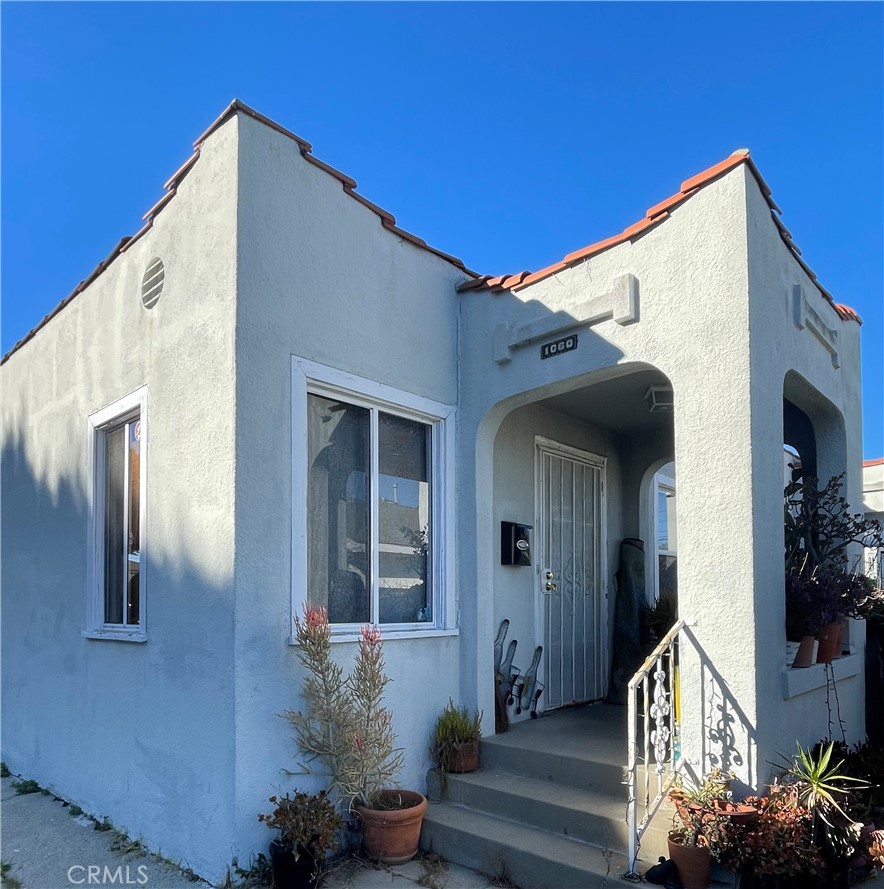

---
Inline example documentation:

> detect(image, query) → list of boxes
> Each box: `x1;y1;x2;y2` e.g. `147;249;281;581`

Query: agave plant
781;741;871;866
786;741;869;818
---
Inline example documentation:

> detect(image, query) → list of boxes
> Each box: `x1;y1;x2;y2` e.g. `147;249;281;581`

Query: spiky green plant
786;741;868;818
430;699;482;768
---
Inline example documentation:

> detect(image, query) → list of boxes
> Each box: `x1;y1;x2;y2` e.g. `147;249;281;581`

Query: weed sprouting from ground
230;853;272;887
489;860;520;888
108;827;144;856
417;852;448;889
1;859;22;889
11;779;40;795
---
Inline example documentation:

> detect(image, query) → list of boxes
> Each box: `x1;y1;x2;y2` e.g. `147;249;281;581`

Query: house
1;100;870;885
865;458;884;582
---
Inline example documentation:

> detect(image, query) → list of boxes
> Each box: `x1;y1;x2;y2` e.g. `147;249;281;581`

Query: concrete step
480;732;628;795
435;767;675;859
423;707;711;886
440;769;631;850
420;801;643;889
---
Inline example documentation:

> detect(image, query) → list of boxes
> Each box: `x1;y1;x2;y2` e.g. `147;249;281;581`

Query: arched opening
486;363;675;724
782;371;850;660
783;371;847;483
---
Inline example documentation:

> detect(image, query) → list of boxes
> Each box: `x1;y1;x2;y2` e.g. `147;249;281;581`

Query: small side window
86;389;147;640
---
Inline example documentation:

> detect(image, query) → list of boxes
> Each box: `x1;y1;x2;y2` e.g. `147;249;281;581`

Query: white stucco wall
456;163;851;789
229;114;468;865
4;107;870;881
1;119;240;881
864;461;884;517
745;170;865;769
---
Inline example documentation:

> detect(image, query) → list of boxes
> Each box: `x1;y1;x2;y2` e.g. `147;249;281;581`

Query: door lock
544;569;557;592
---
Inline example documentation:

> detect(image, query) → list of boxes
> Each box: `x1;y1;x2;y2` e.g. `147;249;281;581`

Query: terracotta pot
269;838;317;889
791;635;816;668
443;741;480;773
816;621;843;663
833;620;848;659
668;833;710;889
712;800;759;825
355;790;427;864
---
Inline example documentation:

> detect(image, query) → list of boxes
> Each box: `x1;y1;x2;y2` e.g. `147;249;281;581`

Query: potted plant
784;574;832;667
258;791;342;889
285;607;427;865
784;473;883;666
667;813;711;889
431;700;482;773
670;768;757;825
706;784;825;888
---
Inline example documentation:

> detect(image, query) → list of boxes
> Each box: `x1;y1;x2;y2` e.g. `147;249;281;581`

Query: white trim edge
290;357;457;635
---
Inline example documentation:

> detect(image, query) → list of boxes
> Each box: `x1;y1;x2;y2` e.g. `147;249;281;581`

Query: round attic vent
141;258;165;309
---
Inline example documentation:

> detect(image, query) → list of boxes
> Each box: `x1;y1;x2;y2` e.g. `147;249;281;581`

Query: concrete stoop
419;706;727;889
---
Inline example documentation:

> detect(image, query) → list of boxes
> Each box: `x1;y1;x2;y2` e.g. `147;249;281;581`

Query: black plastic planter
269;838;318;889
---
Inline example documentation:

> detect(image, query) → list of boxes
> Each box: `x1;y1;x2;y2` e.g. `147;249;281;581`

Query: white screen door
536;439;606;710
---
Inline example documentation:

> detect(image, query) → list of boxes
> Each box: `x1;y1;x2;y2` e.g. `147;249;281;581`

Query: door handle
543;569;557;593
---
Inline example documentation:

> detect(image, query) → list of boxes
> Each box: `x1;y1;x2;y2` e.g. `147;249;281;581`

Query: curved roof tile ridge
2;100;479;365
458;149;861;326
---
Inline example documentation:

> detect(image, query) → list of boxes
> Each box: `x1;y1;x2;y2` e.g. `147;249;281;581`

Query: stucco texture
1;107;870;883
229;114;467;866
457;163;864;789
1;119;240;881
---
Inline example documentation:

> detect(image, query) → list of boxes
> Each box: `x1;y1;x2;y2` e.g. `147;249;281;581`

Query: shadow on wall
681;626;758;793
0;407;246;885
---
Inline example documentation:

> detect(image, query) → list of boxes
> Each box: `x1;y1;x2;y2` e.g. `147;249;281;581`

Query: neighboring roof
458;149;861;327
1;99;478;366
865;458;884;468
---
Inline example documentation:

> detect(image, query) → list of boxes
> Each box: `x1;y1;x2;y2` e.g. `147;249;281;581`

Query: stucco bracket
494;274;640;364
792;284;839;369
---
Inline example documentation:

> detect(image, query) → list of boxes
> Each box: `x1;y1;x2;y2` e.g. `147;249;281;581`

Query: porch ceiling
537;369;673;435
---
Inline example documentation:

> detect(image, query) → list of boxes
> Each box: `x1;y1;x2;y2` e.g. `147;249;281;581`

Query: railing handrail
626;618;687;691
625;617;694;878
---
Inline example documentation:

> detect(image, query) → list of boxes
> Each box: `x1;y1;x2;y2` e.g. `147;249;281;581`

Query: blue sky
2;2;882;456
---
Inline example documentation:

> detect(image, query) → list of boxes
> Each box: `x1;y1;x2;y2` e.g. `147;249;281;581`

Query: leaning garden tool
493;619;510;674
518;646;542;714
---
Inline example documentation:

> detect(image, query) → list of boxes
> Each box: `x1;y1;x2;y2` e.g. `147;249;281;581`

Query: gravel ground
0;776;494;889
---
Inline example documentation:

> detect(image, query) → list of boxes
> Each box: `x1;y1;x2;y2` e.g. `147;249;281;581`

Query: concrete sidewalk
0;777;496;889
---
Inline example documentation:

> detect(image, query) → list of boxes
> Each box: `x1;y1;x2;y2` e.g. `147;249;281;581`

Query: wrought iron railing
625;618;691;876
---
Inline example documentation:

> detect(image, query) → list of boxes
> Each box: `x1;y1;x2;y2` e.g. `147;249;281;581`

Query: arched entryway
485;364;676;722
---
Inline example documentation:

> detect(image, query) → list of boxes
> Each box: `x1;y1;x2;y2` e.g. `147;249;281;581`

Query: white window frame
84;387;148;642
291;357;457;642
653;472;677;604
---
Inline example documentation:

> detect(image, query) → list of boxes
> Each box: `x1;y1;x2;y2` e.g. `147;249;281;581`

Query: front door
536;438;606;710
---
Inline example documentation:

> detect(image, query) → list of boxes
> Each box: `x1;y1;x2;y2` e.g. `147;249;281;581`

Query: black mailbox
501;521;532;566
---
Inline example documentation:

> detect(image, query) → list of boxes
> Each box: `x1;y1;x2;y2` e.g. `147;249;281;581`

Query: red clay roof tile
2;100;478;365
343;186;396;225
163;151;200;191
645;188;697;219
195;99;312;153
864;457;884;467
835;303;862;323
458;148;861;326
679;149;749;193
563;234;625;265
301;151;358;190
142;189;176;223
